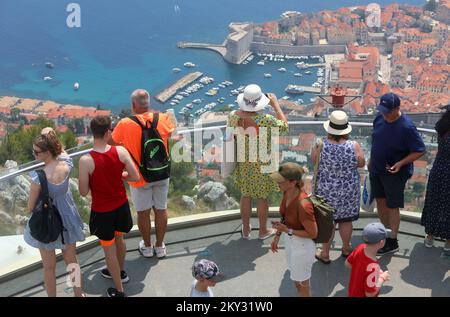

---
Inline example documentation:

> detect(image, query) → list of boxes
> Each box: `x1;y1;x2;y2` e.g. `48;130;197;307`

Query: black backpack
129;113;171;183
29;170;65;244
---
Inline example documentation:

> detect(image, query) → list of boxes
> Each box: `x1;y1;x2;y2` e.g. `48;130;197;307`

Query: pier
298;63;326;69
177;41;227;57
285;84;322;94
155;71;203;103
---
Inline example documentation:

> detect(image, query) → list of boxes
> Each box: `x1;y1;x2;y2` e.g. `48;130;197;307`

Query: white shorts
284;235;316;283
130;178;170;212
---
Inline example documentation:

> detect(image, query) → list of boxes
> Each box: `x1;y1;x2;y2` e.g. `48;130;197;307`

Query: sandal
341;246;353;258
258;228;277;240
315;250;331;264
241;225;251;240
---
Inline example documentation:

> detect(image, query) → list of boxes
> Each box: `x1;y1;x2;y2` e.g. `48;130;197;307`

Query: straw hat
323;110;352;136
237;84;270;112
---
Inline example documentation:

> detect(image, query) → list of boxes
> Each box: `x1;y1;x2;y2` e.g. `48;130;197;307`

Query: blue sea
0;0;424;114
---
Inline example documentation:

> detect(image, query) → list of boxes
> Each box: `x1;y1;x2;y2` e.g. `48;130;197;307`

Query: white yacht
264;73;272;78
294;73;302;77
43;76;53;81
257;60;265;66
172;68;181;73
183;62;196;68
73;82;79;90
192;99;202;104
278;68;287;72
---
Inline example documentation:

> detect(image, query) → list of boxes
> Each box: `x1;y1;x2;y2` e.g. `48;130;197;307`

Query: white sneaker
154;243;166;258
424;236;434;248
139;240;154;258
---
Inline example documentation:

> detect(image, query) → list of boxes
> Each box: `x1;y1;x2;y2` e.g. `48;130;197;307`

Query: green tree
169;161;197;196
0;117;78;165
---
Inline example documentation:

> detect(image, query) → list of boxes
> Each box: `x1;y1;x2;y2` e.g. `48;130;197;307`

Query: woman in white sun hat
311;110;365;264
227;84;288;240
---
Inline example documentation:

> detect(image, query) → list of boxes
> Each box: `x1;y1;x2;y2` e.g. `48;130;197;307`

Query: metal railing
0;121;437;183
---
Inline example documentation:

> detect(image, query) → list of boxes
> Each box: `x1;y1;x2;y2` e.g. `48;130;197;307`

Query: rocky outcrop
197;181;239;211
181;195;196;211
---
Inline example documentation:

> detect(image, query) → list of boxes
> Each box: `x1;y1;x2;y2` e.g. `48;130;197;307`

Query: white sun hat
237;84;270;112
323;110;352;136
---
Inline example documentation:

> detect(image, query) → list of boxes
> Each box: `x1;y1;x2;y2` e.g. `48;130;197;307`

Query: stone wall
251;43;347;55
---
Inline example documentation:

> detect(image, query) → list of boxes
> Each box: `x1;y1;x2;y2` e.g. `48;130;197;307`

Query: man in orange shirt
111;89;174;258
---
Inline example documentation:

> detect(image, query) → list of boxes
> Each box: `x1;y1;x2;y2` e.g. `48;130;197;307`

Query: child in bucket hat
190;259;224;297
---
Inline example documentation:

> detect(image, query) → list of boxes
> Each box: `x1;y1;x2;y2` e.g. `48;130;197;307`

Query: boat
310;97;317;102
45;62;54;69
170;102;177;106
172;68;181;73
281;96;290;100
73;82;80;90
264;73;272;78
297;99;304;104
205;89;218;96
285;85;305;94
278;68;287;72
257;60;265;66
294;73;303;77
43;76;53;81
218;84;226;88
305;71;312;74
183;62;196;68
192;99;202;104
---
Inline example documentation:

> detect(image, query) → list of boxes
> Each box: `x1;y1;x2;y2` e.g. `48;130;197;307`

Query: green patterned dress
227;112;289;199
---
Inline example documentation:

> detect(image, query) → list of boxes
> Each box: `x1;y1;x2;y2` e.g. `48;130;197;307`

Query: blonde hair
294;166;308;189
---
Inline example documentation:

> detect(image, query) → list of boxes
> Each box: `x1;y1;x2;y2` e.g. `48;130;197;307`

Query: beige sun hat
323;110;352;136
237;84;270;112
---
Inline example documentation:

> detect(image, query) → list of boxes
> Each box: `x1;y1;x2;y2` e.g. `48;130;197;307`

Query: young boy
190;259;224;297
345;223;391;297
79;115;139;297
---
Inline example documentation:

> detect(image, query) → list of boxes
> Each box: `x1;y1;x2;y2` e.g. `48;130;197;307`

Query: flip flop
315;252;331;264
258;228;277;240
341;247;353;258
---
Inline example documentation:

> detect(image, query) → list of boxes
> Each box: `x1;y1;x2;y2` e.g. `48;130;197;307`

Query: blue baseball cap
362;223;392;244
377;93;401;114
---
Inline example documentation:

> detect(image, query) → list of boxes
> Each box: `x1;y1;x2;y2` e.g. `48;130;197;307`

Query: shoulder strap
36;170;49;201
313;139;324;195
128;115;145;128
152;112;159;129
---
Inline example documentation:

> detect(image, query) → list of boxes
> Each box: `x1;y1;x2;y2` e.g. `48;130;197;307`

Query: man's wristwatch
287;228;293;236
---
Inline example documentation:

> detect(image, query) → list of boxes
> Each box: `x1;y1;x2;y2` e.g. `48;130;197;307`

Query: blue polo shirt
369;113;425;176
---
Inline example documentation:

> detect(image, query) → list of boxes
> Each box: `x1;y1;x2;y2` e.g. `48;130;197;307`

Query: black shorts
370;171;409;209
89;201;133;242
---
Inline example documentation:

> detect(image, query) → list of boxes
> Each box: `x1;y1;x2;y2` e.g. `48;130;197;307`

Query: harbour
155;72;203;103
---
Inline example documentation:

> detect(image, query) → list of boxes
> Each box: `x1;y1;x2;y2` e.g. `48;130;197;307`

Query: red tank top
89;146;127;212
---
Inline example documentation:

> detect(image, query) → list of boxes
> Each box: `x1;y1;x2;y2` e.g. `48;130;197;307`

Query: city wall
250;43;348;56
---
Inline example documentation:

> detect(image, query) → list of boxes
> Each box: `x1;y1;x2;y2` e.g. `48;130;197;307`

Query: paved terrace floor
3;214;450;297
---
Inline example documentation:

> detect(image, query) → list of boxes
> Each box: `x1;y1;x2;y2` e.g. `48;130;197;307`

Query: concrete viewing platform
2;210;449;297
155;72;203;103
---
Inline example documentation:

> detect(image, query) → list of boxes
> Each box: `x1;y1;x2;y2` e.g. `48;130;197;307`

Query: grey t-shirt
190;280;214;297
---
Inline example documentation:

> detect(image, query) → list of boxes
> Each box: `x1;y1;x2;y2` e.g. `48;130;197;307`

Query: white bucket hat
237;84;270;112
323;110;352;136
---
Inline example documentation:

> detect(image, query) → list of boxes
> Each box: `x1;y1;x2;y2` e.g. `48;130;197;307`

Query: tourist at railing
78;116;139;297
227;84;288;240
312;110;365;264
24;132;85;297
270;163;318;297
368;93;426;255
421;104;450;256
111;89;175;258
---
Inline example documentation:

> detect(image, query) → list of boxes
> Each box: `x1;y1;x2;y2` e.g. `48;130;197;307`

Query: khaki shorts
130;178;170;212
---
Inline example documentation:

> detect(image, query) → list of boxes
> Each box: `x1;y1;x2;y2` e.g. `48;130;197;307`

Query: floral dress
227;112;288;199
24;155;85;250
315;139;360;223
